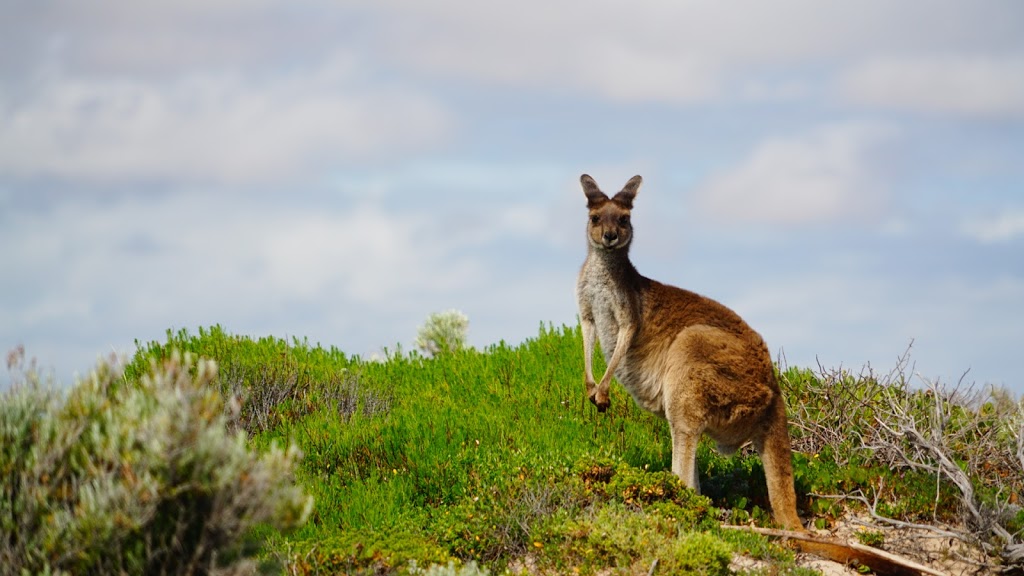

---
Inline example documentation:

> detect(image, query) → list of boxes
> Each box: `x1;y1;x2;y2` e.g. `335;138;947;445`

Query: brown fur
576;174;803;530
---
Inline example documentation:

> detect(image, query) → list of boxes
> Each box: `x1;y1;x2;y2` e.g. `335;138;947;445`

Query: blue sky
2;1;1023;393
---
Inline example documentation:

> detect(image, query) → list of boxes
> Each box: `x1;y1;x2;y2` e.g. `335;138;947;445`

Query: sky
2;1;1023;394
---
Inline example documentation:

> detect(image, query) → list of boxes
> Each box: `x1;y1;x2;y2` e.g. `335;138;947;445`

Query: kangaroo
576;174;803;530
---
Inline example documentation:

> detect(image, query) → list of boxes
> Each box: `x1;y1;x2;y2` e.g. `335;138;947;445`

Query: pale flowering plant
415;309;470;357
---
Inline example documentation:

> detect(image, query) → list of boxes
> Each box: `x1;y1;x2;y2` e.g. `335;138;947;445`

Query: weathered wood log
721;525;947;576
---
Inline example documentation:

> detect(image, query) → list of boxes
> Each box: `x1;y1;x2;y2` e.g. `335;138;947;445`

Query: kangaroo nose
603;231;618;243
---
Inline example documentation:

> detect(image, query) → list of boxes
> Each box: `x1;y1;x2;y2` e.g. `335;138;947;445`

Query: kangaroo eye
618;215;630;226
590;215;600;224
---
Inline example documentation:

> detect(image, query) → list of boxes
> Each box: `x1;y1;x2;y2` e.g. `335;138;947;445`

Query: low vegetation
5;323;1022;574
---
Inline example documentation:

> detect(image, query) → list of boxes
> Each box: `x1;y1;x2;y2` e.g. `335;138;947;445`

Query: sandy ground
745;512;992;576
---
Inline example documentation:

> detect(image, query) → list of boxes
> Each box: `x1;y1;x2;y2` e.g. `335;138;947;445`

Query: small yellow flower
533;541;543;548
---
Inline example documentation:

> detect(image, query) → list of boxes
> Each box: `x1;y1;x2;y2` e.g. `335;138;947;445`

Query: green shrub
854;528;885;548
534;503;730;575
667;531;733;575
1;349;311;575
281;527;451;575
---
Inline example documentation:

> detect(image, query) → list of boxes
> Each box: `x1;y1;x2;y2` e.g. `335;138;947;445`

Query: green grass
125;323;1018;574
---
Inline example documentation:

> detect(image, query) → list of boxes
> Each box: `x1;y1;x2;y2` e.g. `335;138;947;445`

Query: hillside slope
124;324;1022;574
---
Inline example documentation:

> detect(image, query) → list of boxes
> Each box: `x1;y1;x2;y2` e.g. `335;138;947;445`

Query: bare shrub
866;375;1024;570
220;364;297;436
320;370;393;421
783;346;1024;571
221;364;394;438
781;360;890;466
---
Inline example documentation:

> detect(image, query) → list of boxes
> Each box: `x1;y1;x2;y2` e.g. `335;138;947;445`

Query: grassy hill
114;323;1022;574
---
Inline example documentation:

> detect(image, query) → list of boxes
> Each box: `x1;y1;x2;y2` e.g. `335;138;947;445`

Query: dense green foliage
128;325;815;573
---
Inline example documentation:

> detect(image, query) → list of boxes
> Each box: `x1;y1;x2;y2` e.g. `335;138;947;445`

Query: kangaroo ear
612;175;642;208
581;174;608;207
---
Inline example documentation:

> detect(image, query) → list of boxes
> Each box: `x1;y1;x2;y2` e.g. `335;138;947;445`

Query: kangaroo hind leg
668;419;702;493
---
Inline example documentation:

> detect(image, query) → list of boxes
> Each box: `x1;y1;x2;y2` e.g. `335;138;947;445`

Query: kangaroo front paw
588;387;610;412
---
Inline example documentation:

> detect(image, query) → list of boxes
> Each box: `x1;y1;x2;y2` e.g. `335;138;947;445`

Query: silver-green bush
415;309;469;357
1;348;311;575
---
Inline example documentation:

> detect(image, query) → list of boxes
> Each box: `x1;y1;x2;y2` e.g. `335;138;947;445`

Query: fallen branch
721;525;947;576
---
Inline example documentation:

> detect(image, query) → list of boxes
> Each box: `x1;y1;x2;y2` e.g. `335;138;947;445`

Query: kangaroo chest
582;283;627;361
578;259;632;355
578;259;665;415
581;253;667;414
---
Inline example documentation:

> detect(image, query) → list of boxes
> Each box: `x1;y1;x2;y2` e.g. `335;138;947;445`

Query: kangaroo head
580;174;642;250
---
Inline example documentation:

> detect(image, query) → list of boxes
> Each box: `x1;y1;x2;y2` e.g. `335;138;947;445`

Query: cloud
692;123;897;224
355;1;1024;106
839;54;1024;118
0;177;582;379
727;272;888;356
961;211;1024;243
726;266;1024;389
1;1;348;79
363;3;726;104
5;0;1023;188
259;206;483;304
1;193;483;323
0;60;449;183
